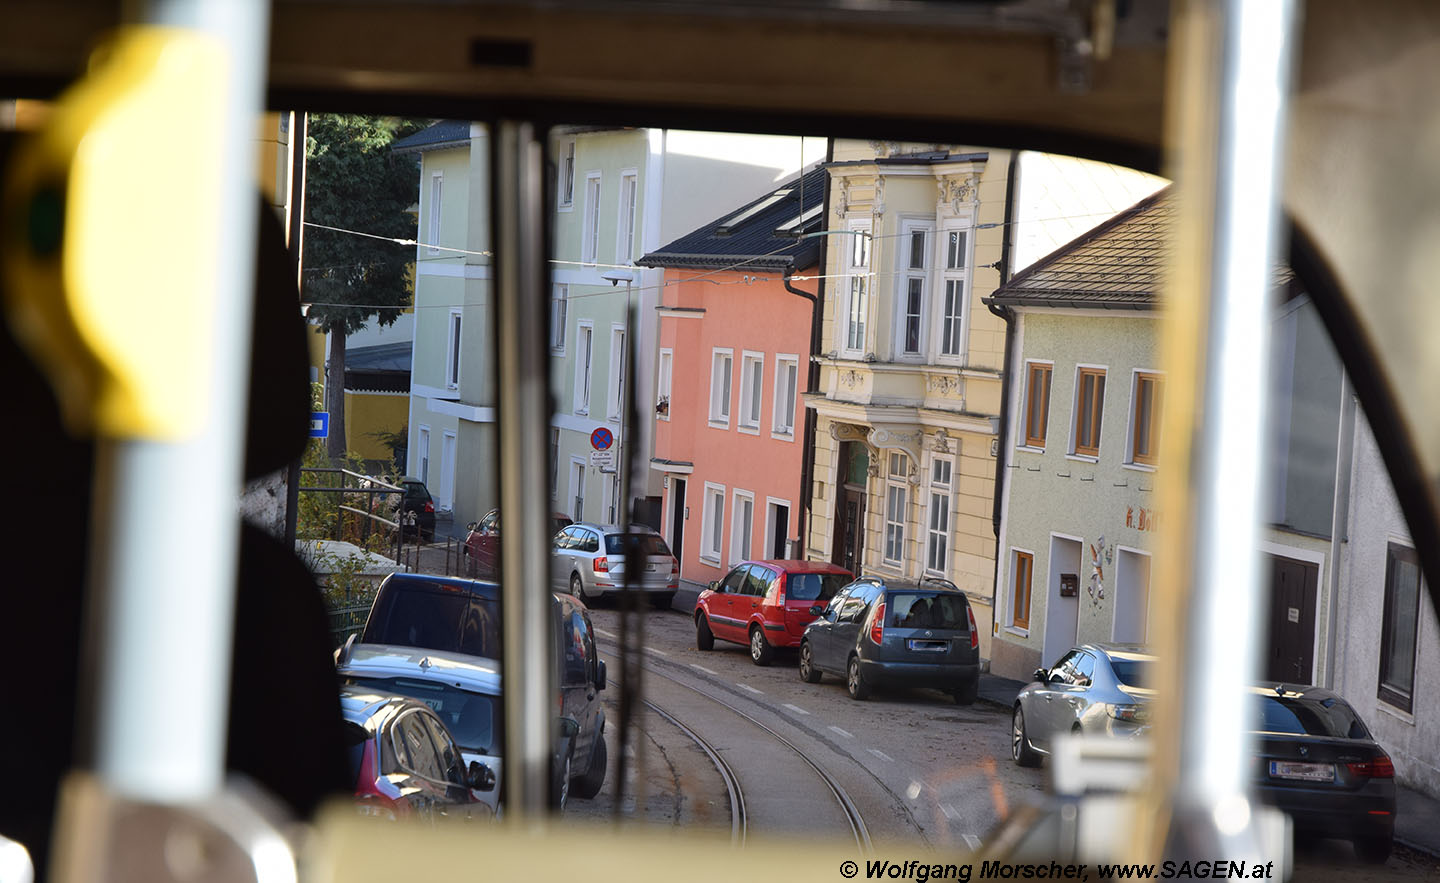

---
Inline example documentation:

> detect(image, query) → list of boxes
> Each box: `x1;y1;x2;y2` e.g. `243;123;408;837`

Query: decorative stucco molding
834;178;851;218
873;177;886;220
937;173;979;213
931;428;952;454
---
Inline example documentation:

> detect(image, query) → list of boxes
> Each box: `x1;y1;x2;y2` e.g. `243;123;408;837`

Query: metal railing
297;467;406;563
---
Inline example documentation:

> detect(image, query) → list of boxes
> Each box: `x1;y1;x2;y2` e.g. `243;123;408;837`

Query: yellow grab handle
2;27;229;439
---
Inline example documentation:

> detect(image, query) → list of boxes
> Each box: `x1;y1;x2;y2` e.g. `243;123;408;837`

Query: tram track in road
598;637;873;852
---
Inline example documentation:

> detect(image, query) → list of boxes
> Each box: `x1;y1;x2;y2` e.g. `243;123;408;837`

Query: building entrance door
832;487;865;574
670;478;686;566
1263;553;1318;683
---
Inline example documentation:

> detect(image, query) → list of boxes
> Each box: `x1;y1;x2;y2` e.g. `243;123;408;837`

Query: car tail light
353;742;406;820
593;556;608;573
869;601;885;644
424;501;435;513
1348;755;1395;778
776;575;786;604
670;559;678;578
967;605;979;650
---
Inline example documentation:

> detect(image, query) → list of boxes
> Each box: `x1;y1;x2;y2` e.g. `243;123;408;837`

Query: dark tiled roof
987;187;1173;310
346;341;412;373
391;120;470;155
636;166;828;272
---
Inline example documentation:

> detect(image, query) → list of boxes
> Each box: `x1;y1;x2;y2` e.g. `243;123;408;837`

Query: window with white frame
445;309;462;388
608;326;627;421
427;172;443;254
417;426;431;485
938;225;970;358
739;352;763;432
898;222;931;357
772;355;798;437
656;349;673;421
843;220;871;354
709;349;733;427
883;452;908;565
581;172;601;264
701;484;725;562
926;456;953;574
731;490;755;565
550;284;568;352
557;138;576;209
616;171;638;264
574;323;594;414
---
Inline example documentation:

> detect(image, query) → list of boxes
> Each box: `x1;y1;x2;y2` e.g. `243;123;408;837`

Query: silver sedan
1011;642;1156;767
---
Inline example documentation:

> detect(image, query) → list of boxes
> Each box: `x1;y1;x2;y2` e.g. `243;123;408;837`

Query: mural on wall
1087;535;1115;609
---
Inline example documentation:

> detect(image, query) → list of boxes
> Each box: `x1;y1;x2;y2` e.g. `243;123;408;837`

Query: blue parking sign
309;412;329;438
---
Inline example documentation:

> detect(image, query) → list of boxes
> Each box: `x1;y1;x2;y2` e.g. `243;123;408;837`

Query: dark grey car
797;577;981;704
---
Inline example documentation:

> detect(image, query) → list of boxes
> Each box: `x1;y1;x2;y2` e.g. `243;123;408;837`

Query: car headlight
1108;703;1150;723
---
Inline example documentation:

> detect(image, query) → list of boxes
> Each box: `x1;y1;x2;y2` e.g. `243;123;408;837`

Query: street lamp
600;269;634;526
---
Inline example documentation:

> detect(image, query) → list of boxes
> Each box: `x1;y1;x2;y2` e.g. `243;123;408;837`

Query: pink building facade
639;167;826;587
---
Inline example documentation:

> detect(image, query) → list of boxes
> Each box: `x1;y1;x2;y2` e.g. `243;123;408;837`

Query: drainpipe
1323;371;1356;688
784;139;834;559
985;152;1021;631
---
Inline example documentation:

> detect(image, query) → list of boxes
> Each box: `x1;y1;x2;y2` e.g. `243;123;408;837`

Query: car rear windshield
362;581;501;658
1255;693;1371;739
886;592;969;630
786;573;851;603
1110;658;1153;688
604;533;672;556
344;676;503;755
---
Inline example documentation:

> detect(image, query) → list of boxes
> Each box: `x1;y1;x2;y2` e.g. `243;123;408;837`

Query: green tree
303;113;429;458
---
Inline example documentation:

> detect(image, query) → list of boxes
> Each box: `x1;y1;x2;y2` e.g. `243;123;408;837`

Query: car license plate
1269;760;1334;782
647;563;659;572
907;639;948;652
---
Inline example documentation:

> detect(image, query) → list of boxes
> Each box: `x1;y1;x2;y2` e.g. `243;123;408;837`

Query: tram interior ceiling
2;0;1440;881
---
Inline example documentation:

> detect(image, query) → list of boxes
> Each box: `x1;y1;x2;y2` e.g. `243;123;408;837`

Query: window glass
1071;652;1097;685
1379;543;1422;711
887;592;969;630
838;586;874;623
346;676;501;755
563;611;589;685
1109;658;1153;688
1254;693;1371;739
579;530;600;553
786;573;849;603
604;533;672;556
744;566;772;596
396;712;446;781
420;714;466;785
721;565;751;594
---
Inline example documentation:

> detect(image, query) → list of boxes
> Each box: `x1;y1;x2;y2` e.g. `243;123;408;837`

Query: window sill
1377;696;1416;724
708;419;731;430
557;203;574;213
1122;462;1158;474
1016;445;1045;455
737;424;761;436
770;430;795;442
1003;625;1030;638
575;408;590;417
1065;453;1100;464
699;554;721;566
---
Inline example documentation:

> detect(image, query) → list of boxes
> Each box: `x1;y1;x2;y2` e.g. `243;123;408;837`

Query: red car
694;560;854;665
463;509;573;578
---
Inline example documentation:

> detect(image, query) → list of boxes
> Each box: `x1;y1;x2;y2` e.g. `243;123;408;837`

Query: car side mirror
809;605;824;616
708;580;720;592
595;659;607;692
467;760;497;792
466;522;477;532
1034;668;1049;684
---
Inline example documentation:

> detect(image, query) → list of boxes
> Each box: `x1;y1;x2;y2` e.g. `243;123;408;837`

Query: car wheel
695;613;715;651
1013;705;1042;768
571;574;592;604
571;735;607;800
798;641;822;683
1354;833;1392;864
651;592;676;611
748;627;775;666
953;677;978;706
846;655;870;701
